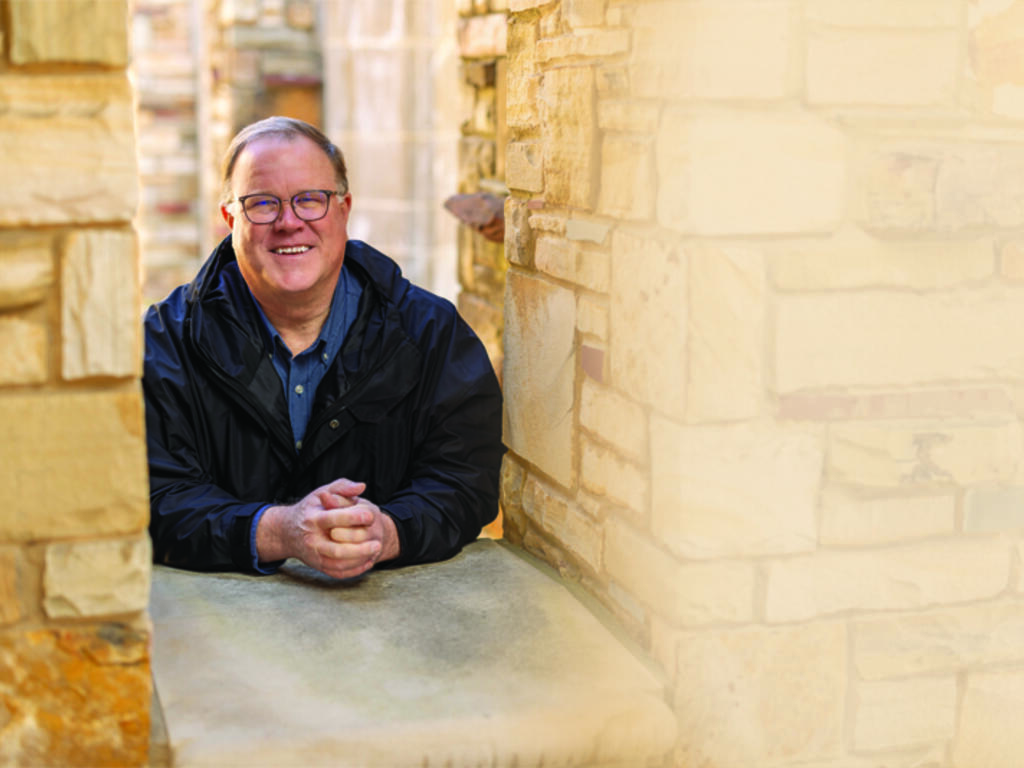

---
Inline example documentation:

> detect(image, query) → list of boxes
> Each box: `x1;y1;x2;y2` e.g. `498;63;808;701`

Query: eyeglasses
233;189;342;224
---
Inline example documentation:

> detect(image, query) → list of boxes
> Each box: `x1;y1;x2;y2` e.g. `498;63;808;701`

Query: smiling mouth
272;246;311;255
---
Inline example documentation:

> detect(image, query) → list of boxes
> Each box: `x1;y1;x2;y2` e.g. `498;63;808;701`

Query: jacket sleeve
378;306;505;568
143;302;266;572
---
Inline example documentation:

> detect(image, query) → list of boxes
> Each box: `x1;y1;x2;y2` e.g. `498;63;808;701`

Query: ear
220;204;235;228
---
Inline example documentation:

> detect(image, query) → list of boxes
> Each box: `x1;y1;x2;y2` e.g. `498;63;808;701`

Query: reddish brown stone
0;624;150;767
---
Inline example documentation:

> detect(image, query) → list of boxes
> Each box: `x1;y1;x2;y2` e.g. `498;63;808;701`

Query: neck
257;290;332;356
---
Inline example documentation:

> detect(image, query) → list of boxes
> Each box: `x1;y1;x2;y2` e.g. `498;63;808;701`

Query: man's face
220;134;351;311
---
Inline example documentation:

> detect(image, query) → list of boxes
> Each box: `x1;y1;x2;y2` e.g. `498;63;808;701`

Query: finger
329;526;372;544
317;538;381;563
324;478;366;499
321;558;375;580
316;489;353;510
320;504;375;530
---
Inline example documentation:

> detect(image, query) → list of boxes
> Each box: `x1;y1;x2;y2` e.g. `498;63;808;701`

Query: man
143;117;504;579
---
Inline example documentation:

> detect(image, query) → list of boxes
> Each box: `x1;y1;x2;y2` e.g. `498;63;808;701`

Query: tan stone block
854;602;1024;680
807;29;958;106
965;486;1024;532
534;236;575;283
780;387;1015;422
576;294;608;340
807;0;960;26
632;1;792;101
61;229;140;380
821;488;955;546
504;196;535;267
9;0;128;65
0;74;138;225
579;379;646;463
566;217;610;245
775;288;1024;392
0;315;47;386
506;141;543;193
604;519;755;627
765;539;1011;623
827;419;1022;488
0;234;54;310
506;19;539;130
686;245;764;423
1002;239;1024;281
580;437;648;517
952;670;1024;768
503;272;576;487
457;13;507;58
674;623;845;765
651;417;822;559
609;230;686;418
508;0;554;10
0;624;150;766
524;478;603;571
597;135;655;221
935;144;1024;231
566;0;604;27
853;677;956;751
770;229;995;291
536;29;630;61
44;536;151;618
0;390;149;541
539;67;597;208
0;548;20;625
597;99;660;134
858;148;939;231
657;109;846;235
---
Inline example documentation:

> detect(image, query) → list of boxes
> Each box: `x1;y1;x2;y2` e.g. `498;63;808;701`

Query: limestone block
854;601;1024;680
539;67;597;208
0;390;149;542
1002;239;1024;281
674;623;845;765
579;379;646;463
853;677;956;751
0;74;138;225
598;99;660;135
506;19;539;130
0;625;150;767
765;539;1011;623
503;272;576;487
580;437;648;517
9;0;128;65
657;109;846;235
820;488;955;546
0;234;54;310
769;229;995;291
631;1;792;101
506;141;543;193
775;288;1024;392
651;417;822;560
604;518;755;626
523;477;601;571
935;144;1024;231
597;135;655;221
807;29;958;106
509;0;555;10
0;315;47;386
969;0;1024;118
806;0;961;26
61;229;141;380
965;486;1024;532
536;29;630;61
609;230;686;418
44;536;151;618
576;295;608;340
504;196;535;266
827;419;1022;488
0;548;20;625
780;387;1015;422
952;671;1024;768
686;245;765;423
566;217;610;245
858;148;939;231
534;237;609;292
457;14;507;58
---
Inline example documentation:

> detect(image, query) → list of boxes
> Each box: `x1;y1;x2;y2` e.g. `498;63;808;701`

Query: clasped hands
256;478;400;579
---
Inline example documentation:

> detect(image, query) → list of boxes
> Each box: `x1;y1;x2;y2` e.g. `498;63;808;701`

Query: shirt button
322;352;329;362
294;384;304;395
295;440;303;451
329;419;339;429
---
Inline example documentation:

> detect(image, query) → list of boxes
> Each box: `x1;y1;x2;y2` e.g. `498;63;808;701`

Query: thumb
325;478;366;498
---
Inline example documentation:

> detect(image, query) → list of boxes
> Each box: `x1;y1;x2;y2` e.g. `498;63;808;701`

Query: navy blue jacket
143;236;504;572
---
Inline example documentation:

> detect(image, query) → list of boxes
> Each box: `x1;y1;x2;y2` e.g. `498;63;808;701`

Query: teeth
274;246;309;254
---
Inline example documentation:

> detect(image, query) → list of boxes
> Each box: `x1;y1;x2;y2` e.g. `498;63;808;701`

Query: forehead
231;134;334;191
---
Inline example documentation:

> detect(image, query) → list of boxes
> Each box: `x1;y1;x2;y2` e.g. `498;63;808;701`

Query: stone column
0;1;152;765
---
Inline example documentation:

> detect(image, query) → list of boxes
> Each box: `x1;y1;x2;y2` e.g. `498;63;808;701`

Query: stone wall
0;1;152;765
500;1;1024;765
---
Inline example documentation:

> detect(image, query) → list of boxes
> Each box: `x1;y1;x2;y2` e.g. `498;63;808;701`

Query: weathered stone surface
539;67;597;208
536;29;629;61
504;196;535;266
0;390;149;542
0;74;138;225
686;245;765;423
820;488;955;546
935;143;1024;231
0;549;20;625
853;677;956;751
598;99;660;134
674;623;845;765
827;419;1022;488
44;536;151;619
579;379;646;463
765;539;1011;623
597;134;655;221
580;436;648;517
0;624;150;767
9;0;129;65
0;315;47;386
61;229;140;380
657;109;846;234
776;288;1024;391
854;601;1024;680
458;14;507;58
965;486;1024;532
576;295;608;340
651;417;822;559
503;272;576;487
523;477;601;572
506;141;544;193
0;234;54;310
604;518;755;627
806;0;961;26
968;0;1024;118
609;230;686;418
506;18;539;130
780;387;1015;422
952;670;1024;768
631;1;791;101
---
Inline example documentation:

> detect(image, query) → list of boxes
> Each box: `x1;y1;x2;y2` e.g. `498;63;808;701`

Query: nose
273;199;304;228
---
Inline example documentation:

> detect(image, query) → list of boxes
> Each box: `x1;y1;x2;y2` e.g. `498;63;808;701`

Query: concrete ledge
149;539;676;767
